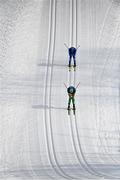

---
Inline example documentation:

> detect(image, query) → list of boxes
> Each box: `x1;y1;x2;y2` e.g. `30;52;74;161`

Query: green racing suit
68;93;75;109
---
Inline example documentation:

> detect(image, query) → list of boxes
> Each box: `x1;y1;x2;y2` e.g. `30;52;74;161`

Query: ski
69;66;72;71
68;65;76;71
68;109;70;115
67;108;76;115
73;66;76;71
73;109;75;115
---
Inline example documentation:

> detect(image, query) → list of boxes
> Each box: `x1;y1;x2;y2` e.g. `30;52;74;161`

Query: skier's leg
72;98;76;110
69;55;72;67
73;55;76;67
68;97;71;110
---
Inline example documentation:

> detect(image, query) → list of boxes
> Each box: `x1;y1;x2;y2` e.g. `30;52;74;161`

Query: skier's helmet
67;86;76;94
69;87;74;93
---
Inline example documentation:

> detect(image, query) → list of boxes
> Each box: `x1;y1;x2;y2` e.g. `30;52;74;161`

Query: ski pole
64;43;69;49
76;45;80;50
76;82;80;89
64;83;67;89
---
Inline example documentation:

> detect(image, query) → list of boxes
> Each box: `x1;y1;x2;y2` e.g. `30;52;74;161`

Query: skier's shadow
37;62;66;68
32;105;66;110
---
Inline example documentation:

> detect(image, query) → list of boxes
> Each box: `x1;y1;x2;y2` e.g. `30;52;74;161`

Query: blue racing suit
68;47;76;67
67;86;76;110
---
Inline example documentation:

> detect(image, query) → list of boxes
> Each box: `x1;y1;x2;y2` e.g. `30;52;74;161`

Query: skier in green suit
64;83;80;115
67;86;76;111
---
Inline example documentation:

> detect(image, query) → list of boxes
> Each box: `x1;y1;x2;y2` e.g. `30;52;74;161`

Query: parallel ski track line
71;0;116;178
91;0;120;178
70;0;103;178
68;0;91;178
43;0;70;179
43;0;57;178
44;0;77;179
67;0;99;178
48;0;91;178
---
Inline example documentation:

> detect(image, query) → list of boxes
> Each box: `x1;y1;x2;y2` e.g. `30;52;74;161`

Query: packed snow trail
0;0;120;179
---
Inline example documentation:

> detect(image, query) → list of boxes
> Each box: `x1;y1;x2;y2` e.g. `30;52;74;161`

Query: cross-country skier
64;43;80;68
64;82;80;115
67;86;76;111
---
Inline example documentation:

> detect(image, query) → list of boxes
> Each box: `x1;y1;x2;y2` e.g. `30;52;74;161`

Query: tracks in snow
67;0;104;179
44;0;78;179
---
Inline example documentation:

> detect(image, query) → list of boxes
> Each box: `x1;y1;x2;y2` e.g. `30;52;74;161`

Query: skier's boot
68;64;71;71
73;104;76;115
69;66;72;71
73;64;76;71
67;105;70;115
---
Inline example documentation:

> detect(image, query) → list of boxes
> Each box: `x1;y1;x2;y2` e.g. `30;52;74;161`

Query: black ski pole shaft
64;83;67;89
76;45;80;50
64;43;69;49
76;82;80;89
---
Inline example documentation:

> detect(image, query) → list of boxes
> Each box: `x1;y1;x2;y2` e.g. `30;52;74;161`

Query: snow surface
0;0;120;179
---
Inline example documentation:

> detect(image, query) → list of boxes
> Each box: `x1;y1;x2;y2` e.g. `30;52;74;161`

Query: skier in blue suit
64;43;80;68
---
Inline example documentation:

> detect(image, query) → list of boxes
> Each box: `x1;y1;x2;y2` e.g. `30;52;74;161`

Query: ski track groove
68;0;93;178
69;0;104;178
43;0;65;178
70;0;119;178
67;0;101;178
48;0;77;179
44;0;77;179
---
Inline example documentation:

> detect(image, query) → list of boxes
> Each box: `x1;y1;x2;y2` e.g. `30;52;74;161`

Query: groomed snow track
0;0;120;179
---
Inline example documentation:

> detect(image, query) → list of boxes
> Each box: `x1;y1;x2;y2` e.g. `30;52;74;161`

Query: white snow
0;0;120;179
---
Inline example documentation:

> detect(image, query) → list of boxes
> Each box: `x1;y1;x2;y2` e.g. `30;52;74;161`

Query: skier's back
69;47;76;57
64;43;80;68
67;86;76;111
